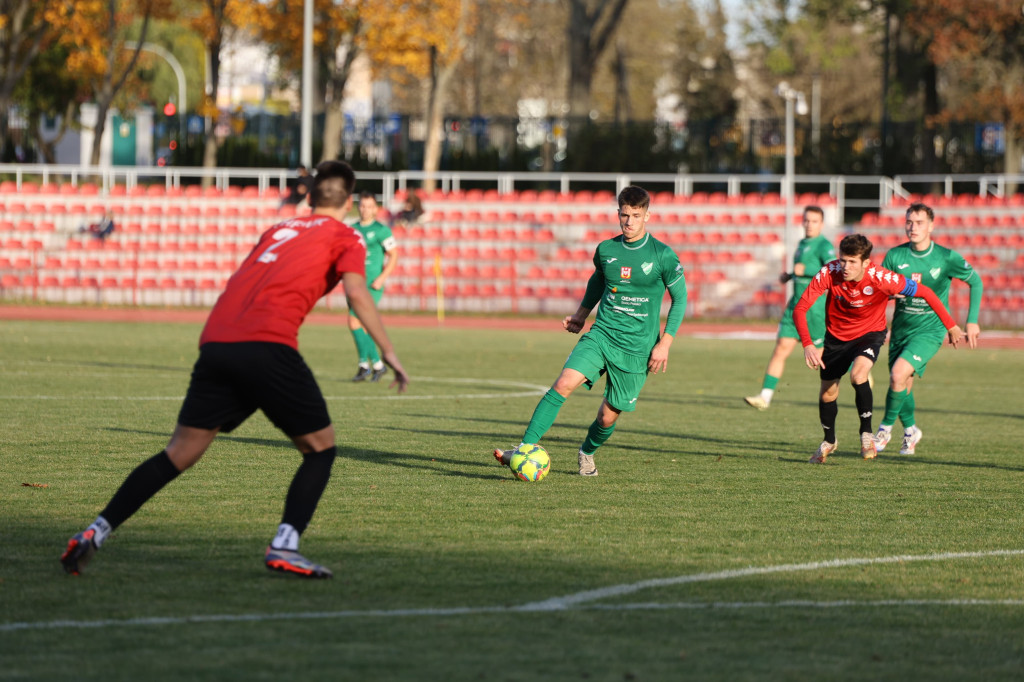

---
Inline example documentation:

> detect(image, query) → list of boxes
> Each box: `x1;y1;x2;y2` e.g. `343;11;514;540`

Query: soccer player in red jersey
60;161;410;578
794;234;963;464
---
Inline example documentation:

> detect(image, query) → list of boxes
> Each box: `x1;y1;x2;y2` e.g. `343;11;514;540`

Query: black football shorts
178;341;331;437
819;330;887;381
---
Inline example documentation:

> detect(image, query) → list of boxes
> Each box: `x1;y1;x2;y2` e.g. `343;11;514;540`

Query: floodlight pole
776;82;805;273
300;0;314;168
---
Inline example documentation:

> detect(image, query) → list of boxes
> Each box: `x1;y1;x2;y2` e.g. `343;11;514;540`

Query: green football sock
882;387;909;427
351;328;373;363
367;340;381;365
581;420;616;455
899;388;916;429
522;389;567;444
761;374;780;391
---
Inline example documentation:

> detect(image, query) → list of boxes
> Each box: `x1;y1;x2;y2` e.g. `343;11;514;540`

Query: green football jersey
882;241;980;341
788;234;836;308
351;219;396;279
586;233;686;356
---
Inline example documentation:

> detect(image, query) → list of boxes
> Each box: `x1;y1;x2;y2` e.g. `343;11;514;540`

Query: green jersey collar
622;233;650;249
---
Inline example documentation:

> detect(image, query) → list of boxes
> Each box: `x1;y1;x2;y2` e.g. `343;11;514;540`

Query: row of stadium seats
892;193;1024;207
859;212;1024;228
2;185;1021;324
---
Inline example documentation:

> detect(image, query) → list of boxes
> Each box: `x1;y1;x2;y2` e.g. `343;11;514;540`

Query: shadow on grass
103;427;508;480
645;393;1024;422
775;452;1024;473
384;420;793;460
46;359;192;374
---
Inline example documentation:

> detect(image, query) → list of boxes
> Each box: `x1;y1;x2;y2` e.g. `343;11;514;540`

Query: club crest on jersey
620;266;632;279
930;267;942;279
912;273;922;283
863;285;874;296
641;262;653;275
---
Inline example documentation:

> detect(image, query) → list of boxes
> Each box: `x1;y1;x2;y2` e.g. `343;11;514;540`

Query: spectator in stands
82;211;116;240
745;206;835;410
872;202;983;456
393;193;424;225
281;165;314;208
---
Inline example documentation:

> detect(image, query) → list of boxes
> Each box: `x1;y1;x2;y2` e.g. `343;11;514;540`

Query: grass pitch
1;317;1023;680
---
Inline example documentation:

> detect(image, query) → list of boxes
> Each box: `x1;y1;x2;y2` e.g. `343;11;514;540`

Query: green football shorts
563;331;648;413
349;283;384;322
778;297;826;347
888;332;944;378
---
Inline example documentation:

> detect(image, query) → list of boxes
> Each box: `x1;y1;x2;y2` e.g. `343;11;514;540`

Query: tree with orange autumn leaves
41;0;177;166
253;0;476;188
185;0;257;179
252;0;364;164
909;0;1024;175
0;0;53;149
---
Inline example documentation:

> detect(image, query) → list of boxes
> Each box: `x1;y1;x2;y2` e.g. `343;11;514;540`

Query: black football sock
281;446;337;535
100;450;181;530
819;399;838;444
853;381;873;434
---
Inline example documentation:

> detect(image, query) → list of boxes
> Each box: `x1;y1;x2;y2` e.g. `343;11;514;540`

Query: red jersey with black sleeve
794;260;956;346
200;214;367;349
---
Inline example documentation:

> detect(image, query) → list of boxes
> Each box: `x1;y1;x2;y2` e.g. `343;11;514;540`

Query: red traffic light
163;102;177;116
169;140;178;151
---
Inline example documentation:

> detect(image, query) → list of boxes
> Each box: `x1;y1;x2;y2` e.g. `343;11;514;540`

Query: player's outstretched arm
342;272;409;392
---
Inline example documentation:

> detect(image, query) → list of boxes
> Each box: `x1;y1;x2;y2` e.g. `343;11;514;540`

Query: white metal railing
3;164;1023;225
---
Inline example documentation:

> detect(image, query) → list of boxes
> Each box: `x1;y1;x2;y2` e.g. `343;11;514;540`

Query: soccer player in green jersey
745;206;836;410
493;185;688;476
349;191;399;382
873;202;983;455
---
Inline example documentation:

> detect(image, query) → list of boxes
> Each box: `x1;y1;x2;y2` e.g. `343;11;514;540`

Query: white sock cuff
271;523;300;551
89;516;112;547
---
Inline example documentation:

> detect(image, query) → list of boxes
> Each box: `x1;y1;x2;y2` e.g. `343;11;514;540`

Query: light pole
300;0;313;168
776;82;808;273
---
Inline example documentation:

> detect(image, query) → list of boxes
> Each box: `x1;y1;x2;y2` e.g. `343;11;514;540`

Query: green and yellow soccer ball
509;443;550;482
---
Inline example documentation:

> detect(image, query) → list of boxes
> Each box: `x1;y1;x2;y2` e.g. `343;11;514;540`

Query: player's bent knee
292;425;335;454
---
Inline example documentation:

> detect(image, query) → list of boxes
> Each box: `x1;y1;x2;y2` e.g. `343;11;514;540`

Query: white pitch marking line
3;549;1021;632
515;549;1024;611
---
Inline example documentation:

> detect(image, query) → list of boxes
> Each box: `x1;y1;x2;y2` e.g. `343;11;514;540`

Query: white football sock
759;388;774;403
88;516;112;547
372;361;384;370
271;523;299;551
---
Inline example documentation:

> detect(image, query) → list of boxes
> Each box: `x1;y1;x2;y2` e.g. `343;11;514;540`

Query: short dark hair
839;233;873;259
905;202;934;221
803;205;824;219
311;161;356;209
358;190;378;203
618;185;650;211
